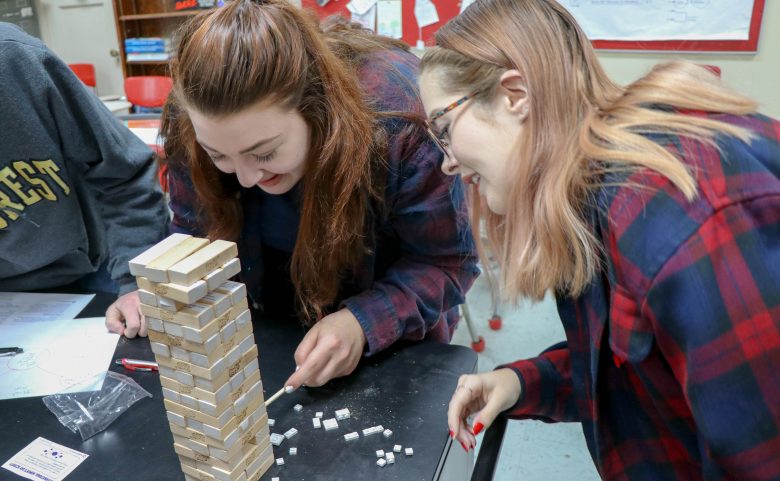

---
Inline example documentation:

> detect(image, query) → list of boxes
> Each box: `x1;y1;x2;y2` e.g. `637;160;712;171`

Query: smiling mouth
258;174;281;186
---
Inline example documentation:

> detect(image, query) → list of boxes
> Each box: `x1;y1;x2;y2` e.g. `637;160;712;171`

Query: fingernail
473;422;484;435
448;430;454;438
295;365;300;371
285;385;295;393
460;441;468;452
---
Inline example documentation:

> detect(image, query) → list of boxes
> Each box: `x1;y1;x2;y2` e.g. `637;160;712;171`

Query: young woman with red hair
152;0;478;389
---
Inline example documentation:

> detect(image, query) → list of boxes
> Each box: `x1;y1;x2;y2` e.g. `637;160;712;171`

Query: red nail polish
460;441;468;452
473;422;484;435
448;430;454;438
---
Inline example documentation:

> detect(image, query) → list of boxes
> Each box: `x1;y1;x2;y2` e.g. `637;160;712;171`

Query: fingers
286;341;332;388
447;374;479;441
293;327;319;369
104;303;125;336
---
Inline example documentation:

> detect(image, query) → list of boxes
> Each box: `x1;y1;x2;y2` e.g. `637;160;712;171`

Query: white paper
3;437;88;481
377;0;403;39
346;0;375;15
414;0;439;28
0;317;119;400
0;292;93;323
559;0;754;41
351;3;377;30
460;0;475;14
128;127;162;147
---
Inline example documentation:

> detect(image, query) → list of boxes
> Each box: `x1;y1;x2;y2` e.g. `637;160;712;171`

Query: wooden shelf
120;10;201;20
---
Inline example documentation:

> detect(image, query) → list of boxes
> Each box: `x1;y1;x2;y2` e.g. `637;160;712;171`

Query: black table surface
0;292;477;481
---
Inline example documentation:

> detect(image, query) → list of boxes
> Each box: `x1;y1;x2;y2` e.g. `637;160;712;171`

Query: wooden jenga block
129;233;192;277
244;443;274;481
145;236;210;283
214;281;247;307
137;276;209;305
168;240;238;286
199;291;232;317
140;302;214;330
204;265;230;292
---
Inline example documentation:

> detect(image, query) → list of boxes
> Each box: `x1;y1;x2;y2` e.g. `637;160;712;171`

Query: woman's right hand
448;368;522;450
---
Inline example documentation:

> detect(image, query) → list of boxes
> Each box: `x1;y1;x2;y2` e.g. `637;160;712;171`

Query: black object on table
0;292;477;481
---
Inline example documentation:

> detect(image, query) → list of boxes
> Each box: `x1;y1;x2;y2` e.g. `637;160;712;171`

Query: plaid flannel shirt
167;48;479;356
505;113;780;480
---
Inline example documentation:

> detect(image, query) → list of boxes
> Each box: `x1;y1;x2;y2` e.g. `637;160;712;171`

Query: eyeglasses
425;93;474;159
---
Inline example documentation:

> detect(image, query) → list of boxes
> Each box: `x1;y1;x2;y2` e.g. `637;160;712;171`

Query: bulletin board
302;0;765;53
301;0;462;47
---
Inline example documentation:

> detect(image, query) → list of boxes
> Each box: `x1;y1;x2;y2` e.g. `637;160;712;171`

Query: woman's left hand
284;308;367;388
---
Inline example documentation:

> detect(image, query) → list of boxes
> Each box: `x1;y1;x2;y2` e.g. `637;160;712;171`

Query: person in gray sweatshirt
0;23;169;337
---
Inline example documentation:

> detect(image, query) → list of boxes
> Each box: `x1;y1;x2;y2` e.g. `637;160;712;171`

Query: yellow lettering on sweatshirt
33;159;70;195
14;160;56;201
0;166;41;205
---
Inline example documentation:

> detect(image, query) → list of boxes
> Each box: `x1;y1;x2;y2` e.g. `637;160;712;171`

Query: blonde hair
422;0;757;302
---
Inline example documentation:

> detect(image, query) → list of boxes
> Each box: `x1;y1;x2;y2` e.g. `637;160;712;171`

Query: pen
0;347;23;357
115;358;158;372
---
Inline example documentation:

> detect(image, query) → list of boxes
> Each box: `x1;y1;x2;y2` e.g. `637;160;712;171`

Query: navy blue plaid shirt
167;48;479;355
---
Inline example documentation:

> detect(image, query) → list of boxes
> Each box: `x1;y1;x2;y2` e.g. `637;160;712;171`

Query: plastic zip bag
42;371;152;440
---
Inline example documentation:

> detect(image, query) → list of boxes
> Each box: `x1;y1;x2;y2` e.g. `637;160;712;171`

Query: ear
499;69;529;121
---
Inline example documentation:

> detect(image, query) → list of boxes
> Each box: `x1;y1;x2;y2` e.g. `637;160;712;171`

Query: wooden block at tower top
144;236;211;283
129;233;191;278
168;240;239;287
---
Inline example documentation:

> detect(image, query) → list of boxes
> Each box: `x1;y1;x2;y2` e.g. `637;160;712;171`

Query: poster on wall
558;0;765;52
559;0;753;41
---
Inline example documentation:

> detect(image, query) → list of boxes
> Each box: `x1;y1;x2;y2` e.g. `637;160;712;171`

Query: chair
124;76;173;109
68;63;96;88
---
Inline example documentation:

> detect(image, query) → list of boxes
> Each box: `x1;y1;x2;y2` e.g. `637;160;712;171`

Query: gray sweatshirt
0;23;169;295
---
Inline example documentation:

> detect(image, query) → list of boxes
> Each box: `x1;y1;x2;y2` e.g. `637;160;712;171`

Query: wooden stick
264;386;286;407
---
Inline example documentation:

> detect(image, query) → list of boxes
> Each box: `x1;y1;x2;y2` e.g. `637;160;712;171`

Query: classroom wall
595;0;779;118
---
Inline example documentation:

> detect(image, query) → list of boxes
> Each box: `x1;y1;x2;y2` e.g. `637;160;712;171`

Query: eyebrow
198;134;281;155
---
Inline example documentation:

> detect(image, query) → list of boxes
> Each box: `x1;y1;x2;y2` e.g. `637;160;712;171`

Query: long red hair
162;0;417;321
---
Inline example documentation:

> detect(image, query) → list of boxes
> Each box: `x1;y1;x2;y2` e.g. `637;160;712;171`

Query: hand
104;290;146;338
284;308;367;388
448;369;522;451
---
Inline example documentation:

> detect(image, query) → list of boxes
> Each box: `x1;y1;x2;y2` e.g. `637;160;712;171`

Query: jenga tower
129;233;274;481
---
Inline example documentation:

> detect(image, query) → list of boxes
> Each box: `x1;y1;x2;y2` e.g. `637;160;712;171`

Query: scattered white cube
323;418;339;431
405;447;414;456
344;432;359;441
383;429;393;438
377;458;387;467
272;478;280;481
293;404;303;412
270;433;285;446
393;444;402;453
335;408;351;420
386;452;395;464
312;417;322;429
289;447;297;456
376;450;385;458
315;411;324;418
362;425;384;436
276;458;285;466
268;418;275;427
284;428;298;439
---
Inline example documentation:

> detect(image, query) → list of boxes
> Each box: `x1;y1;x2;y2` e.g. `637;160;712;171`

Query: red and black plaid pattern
505;113;780;480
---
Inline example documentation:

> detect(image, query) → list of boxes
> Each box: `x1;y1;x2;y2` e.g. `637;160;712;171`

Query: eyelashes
253;151;277;163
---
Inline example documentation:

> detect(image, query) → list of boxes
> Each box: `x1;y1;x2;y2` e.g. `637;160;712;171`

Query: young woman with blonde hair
145;0;479;389
419;0;780;478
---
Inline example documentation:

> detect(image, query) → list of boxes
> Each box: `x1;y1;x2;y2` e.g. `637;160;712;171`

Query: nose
441;154;460;176
234;161;264;188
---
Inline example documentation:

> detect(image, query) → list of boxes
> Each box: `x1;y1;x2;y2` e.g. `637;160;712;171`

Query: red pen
115;358;159;372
